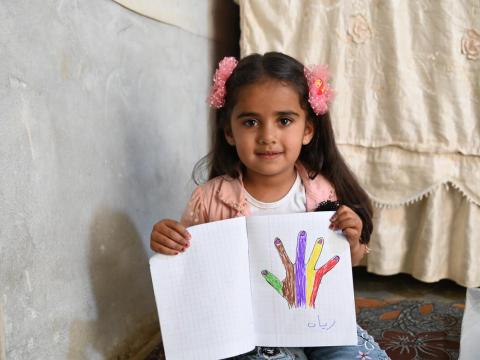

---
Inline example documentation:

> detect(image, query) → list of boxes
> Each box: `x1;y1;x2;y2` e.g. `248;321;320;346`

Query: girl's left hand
329;205;364;265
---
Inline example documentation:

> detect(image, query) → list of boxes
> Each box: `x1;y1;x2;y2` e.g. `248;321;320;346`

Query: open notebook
149;211;357;360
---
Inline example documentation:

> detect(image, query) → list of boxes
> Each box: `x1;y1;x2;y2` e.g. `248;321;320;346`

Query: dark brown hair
193;52;373;244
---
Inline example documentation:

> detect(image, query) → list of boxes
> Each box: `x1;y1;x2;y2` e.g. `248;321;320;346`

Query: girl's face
225;79;313;183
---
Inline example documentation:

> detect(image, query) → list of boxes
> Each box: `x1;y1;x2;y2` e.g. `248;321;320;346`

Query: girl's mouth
256;151;282;159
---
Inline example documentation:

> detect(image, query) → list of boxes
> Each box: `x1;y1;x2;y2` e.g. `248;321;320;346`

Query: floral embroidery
461;29;480;60
378;330;458;359
357;351;372;360
347;14;372;44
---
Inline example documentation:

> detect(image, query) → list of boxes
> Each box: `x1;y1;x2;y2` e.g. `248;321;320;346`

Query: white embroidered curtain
238;0;480;286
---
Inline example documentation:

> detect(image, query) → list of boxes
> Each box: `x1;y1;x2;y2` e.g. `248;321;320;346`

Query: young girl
151;52;389;360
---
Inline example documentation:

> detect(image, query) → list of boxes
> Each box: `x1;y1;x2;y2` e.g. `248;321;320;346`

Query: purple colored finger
295;230;307;307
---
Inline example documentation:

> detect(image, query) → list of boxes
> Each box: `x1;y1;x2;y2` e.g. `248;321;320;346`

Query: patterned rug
144;297;465;360
355;297;465;360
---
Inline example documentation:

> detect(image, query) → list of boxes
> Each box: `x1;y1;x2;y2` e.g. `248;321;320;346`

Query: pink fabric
180;163;337;227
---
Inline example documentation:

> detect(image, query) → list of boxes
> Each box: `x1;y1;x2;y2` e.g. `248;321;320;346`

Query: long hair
193;52;373;244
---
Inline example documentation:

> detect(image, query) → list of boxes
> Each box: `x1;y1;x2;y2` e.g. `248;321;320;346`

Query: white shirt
244;172;307;215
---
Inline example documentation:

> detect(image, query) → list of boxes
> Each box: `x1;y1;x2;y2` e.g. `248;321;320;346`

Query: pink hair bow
208;56;238;108
304;64;334;115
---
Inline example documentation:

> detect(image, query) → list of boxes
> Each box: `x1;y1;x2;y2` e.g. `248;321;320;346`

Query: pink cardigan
180;163;337;227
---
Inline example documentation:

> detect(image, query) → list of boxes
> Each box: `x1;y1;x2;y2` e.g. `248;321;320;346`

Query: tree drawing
261;230;339;308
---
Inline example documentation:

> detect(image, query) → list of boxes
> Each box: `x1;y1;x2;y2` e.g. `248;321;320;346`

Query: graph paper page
150;217;255;360
246;211;357;346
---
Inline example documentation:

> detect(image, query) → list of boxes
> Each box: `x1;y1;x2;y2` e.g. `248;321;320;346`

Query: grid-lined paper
150;217;255;360
247;211;357;346
150;212;357;359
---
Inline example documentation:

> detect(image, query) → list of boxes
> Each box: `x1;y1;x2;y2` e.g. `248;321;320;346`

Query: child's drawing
261;230;339;308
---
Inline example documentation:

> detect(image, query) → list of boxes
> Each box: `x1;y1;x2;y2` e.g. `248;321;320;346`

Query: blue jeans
227;326;390;359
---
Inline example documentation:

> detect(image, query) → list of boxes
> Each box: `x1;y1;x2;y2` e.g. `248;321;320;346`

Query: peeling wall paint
112;0;213;38
0;0;238;358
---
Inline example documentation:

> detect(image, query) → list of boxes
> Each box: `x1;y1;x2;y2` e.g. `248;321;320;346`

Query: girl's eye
243;119;258;127
279;118;292;126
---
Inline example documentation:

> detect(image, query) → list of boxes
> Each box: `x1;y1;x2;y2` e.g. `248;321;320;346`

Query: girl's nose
257;123;277;145
258;138;277;145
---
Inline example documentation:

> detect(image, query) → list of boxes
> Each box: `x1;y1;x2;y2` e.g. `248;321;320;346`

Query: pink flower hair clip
304;64;335;115
208;56;238;108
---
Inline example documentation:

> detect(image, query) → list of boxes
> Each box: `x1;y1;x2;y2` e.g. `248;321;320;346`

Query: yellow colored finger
306;237;324;305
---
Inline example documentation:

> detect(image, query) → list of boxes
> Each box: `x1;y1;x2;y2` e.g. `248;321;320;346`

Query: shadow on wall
195;0;240;184
68;209;158;359
212;0;240;64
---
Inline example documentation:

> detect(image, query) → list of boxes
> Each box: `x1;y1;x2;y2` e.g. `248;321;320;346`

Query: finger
332;206;357;220
163;226;190;247
154;220;191;243
310;255;340;307
333;210;355;222
332;218;359;231
335;205;353;216
330;205;357;222
329;205;347;221
151;230;173;247
318;256;340;276
155;234;186;252
150;230;165;248
306;237;324;305
274;238;296;307
295;230;307;307
274;238;293;271
151;242;180;255
342;228;360;245
330;212;361;230
295;230;307;265
307;237;324;271
261;270;283;296
336;208;362;226
166;220;192;241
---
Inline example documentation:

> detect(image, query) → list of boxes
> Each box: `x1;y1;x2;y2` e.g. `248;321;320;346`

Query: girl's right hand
150;219;191;255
